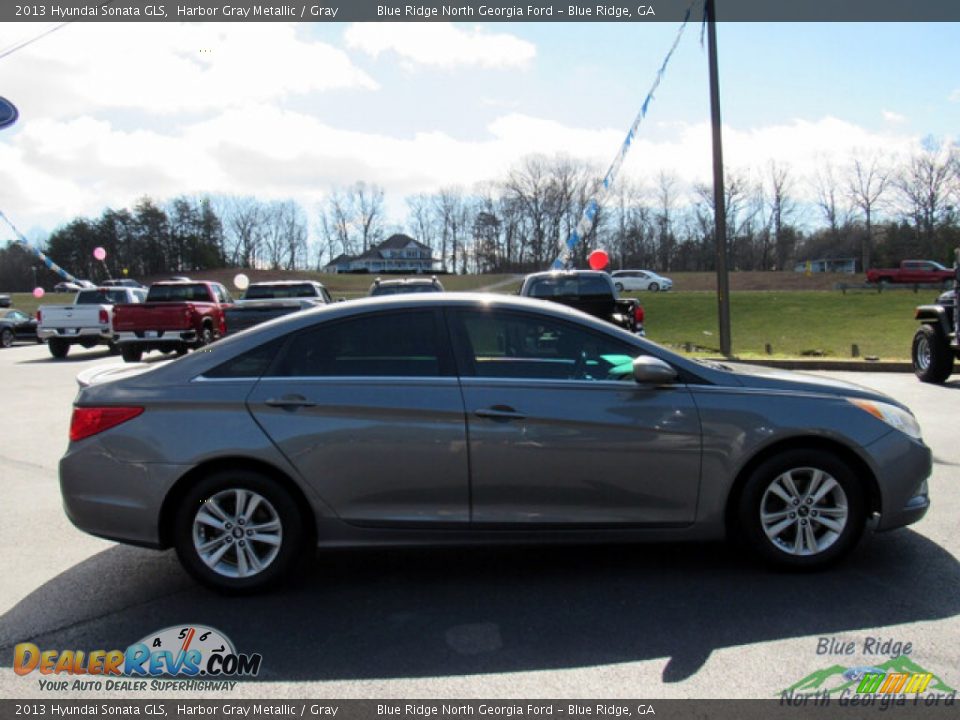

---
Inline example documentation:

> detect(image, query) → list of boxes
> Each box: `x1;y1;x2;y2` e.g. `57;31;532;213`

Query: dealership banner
3;0;960;23
1;699;959;718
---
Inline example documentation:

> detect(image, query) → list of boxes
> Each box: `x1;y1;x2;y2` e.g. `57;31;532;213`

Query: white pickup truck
38;286;147;359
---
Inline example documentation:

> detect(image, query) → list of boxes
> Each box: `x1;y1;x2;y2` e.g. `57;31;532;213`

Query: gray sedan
60;294;931;592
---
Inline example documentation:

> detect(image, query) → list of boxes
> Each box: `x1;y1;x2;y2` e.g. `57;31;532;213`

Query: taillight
634;305;645;325
70;406;144;442
36;310;42;322
99;309;109;325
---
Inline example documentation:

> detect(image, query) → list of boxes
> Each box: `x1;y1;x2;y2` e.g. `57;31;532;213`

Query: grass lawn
635;290;932;360
7;281;936;361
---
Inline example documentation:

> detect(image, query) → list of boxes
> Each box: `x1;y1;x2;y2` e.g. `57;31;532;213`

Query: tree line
2;137;958;292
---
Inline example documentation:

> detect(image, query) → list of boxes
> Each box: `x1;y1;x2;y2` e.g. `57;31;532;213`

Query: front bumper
866;430;932;531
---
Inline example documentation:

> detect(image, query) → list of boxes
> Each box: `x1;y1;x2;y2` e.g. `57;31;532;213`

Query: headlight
848;398;923;440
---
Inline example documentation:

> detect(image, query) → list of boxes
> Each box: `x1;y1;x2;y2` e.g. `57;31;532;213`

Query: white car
611;270;673;292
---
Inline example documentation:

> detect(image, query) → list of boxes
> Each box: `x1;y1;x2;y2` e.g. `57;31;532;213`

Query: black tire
120;345;143;363
175;345;188;356
736;449;866;570
107;342;120;356
912;325;954;384
648;282;660;292
48;338;69;358
173;469;305;593
199;324;215;346
614;282;625;292
0;328;14;349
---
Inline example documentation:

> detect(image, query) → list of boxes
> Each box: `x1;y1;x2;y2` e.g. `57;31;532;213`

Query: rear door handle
265;394;316;409
475;405;526;421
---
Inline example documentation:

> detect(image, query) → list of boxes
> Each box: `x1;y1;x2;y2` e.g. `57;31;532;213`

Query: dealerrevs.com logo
14;625;261;692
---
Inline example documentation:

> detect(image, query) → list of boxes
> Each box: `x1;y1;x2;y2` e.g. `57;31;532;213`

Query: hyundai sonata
60;294;930;592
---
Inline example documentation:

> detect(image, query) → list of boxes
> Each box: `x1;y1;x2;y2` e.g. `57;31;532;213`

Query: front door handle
265;394;316;409
475;405;526;421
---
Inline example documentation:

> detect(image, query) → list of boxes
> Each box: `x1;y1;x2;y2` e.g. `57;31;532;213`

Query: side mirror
632;356;677;385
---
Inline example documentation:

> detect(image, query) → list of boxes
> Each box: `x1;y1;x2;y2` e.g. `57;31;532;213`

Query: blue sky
0;20;957;241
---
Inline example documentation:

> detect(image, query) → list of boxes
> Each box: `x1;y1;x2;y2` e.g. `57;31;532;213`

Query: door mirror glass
632;356;677;385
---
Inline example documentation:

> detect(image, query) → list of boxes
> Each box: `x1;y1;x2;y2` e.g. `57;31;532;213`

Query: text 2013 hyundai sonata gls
60;294;931;592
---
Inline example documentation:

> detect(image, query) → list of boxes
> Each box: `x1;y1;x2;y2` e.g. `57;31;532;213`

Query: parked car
0;294;10;308
101;279;145;289
912;288;958;383
54;282;83;293
60;294;931;592
0;308;40;347
369;276;444;296
112;280;233;362
225;280;332;335
866;260;954;285
38;286;147;358
610;269;673;292
520;270;644;334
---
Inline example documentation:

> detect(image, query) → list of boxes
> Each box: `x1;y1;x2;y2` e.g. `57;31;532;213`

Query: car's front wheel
738;450;866;569
614;282;625;292
173;469;305;593
1;328;15;348
648;282;660;292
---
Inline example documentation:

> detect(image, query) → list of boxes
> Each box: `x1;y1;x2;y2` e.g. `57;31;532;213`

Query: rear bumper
38;327;112;342
116;329;198;347
59;443;185;548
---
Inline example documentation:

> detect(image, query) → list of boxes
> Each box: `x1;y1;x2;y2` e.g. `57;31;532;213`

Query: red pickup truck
866;260;954;285
113;281;234;362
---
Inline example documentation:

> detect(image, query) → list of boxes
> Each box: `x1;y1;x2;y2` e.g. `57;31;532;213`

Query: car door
246;308;470;526
450;307;702;527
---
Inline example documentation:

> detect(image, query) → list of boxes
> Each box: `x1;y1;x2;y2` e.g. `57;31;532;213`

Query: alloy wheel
191;488;283;578
759;467;849;556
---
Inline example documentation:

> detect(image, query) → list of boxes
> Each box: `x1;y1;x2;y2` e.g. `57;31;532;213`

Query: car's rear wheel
738;450;866;569
912;325;953;384
120;345;143;363
173;469;304;593
0;328;13;348
48;338;69;358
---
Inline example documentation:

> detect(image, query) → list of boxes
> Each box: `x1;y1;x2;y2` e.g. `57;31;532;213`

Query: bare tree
222;197;265;268
894;137;958;257
847;150;891;271
350;181;385;253
812;159;849;244
765;161;797;270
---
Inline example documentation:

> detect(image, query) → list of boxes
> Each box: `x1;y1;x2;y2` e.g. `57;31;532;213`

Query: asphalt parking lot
1;342;957;700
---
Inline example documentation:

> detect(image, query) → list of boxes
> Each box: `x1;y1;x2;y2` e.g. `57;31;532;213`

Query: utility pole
706;0;732;357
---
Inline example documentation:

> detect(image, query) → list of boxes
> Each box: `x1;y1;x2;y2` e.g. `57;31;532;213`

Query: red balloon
588;249;609;270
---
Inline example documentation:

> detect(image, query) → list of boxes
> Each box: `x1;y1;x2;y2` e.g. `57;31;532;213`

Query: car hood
716;362;900;405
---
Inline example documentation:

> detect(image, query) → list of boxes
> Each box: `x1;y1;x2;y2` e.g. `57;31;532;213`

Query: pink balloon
588;249;609;271
93;246;106;261
33;287;45;299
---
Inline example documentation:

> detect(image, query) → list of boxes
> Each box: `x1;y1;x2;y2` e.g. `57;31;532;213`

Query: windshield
244;284;320;300
146;284;210;302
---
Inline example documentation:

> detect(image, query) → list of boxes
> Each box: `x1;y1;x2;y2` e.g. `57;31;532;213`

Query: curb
710;358;913;372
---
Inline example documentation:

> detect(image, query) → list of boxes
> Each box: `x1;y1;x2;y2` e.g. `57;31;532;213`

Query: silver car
60;294;931;592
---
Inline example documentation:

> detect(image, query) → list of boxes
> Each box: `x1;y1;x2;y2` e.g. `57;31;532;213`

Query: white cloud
344;23;536;69
882;109;907;124
1;23;377;118
949;89;960;103
0;107;928;236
